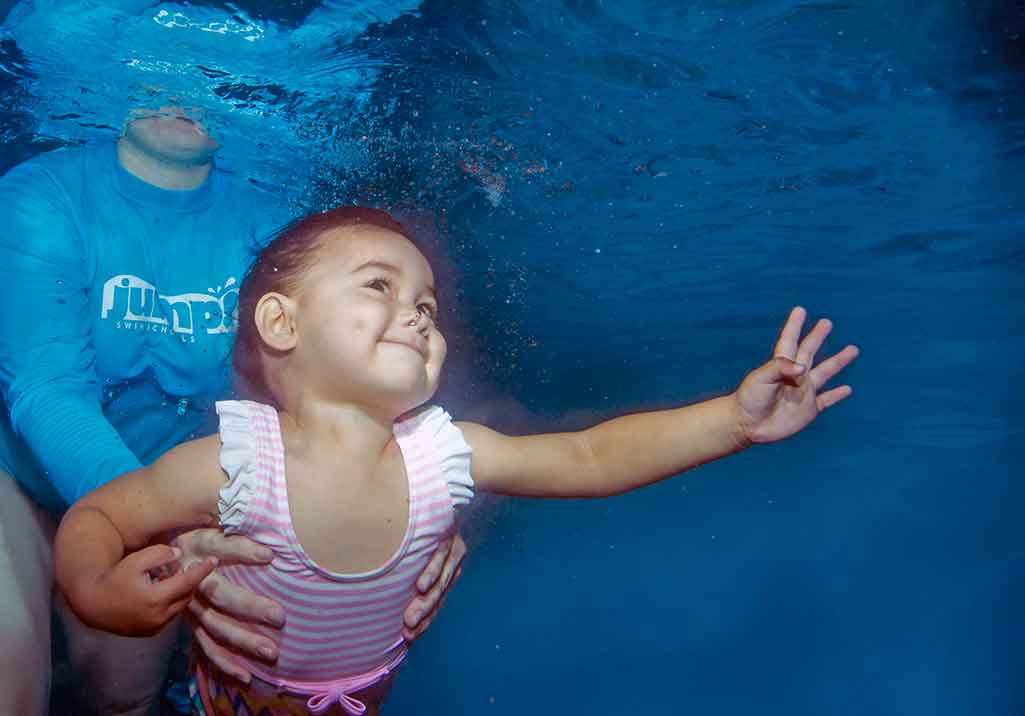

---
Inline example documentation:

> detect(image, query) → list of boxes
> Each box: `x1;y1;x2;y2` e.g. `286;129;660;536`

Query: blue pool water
2;1;1023;714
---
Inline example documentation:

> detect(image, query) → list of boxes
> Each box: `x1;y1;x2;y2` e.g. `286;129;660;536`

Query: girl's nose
401;306;424;330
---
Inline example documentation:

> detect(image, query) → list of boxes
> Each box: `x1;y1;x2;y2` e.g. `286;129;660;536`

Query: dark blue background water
2;1;1023;714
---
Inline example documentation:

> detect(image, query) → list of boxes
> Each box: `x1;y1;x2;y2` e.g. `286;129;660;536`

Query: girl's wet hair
233;206;414;405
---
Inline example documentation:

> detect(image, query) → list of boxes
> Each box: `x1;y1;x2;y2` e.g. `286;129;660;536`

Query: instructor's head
122;106;219;166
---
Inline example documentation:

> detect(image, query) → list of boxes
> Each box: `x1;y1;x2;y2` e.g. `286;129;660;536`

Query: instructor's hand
402;532;467;641
172;528;285;684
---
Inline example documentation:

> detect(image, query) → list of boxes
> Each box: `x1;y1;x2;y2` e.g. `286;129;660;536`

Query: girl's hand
171;528;283;685
734;306;859;445
402;532;467;641
87;545;217;636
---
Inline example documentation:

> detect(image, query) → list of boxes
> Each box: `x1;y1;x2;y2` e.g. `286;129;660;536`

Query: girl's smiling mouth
381;338;427;359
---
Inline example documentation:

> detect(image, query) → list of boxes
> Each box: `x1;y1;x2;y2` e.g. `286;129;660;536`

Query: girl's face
295;225;446;416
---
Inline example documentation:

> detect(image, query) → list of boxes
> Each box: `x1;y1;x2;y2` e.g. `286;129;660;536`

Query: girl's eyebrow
353;259;401;274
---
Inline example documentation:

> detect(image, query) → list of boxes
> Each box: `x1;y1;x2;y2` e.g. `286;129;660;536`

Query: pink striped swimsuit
208;400;474;715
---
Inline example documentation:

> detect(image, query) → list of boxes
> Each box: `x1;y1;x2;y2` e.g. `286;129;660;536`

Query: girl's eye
417;303;437;321
366;277;390;293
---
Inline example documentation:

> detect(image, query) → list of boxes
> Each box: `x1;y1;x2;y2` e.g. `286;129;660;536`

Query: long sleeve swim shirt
0;143;286;512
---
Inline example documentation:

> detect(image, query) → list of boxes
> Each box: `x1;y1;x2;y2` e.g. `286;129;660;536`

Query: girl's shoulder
396;405;475;507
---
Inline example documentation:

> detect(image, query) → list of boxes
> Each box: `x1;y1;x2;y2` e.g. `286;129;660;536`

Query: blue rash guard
0;142;287;513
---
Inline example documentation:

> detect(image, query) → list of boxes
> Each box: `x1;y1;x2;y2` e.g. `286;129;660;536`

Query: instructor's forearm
13;389;142;505
580;394;749;496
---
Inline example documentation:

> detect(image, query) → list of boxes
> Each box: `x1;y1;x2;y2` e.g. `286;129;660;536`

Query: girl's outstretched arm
458;394;746;498
55;435;225;636
460;307;858;498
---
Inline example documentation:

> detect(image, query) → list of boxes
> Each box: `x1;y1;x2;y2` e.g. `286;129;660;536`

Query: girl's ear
254;292;298;351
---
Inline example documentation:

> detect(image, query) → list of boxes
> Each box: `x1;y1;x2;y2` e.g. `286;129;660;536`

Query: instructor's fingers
404;566;460;641
424;532;465;596
173;529;274;565
415;535;451;593
196;571;285;628
406;534;467;630
189;598;279;664
440;534;467;590
191;625;252;684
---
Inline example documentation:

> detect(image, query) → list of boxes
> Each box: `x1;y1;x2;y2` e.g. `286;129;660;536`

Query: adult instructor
0;108;464;716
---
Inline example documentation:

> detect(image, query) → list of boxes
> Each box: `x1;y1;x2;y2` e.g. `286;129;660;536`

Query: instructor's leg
0;470;56;716
60;597;181;716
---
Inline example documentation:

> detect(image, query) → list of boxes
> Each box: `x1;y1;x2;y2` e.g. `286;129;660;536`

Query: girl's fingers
772;306;806;360
809;345;859;390
126;544;182;574
753;355;807;387
166;596;194;620
816;385;853;411
795;318;832;368
153;557;218;603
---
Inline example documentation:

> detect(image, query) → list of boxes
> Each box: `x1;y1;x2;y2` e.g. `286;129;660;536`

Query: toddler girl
56;206;858;715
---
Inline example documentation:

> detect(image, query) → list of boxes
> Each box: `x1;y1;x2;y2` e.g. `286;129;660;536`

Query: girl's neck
280;396;396;458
